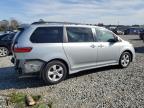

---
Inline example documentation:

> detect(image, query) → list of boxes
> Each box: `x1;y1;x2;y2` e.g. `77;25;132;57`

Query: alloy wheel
120;53;130;67
47;64;64;82
0;47;9;57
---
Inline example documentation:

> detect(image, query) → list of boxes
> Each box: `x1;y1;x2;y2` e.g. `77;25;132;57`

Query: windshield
1;33;15;41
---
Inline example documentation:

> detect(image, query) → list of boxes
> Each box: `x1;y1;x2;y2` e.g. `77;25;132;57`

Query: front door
95;29;120;65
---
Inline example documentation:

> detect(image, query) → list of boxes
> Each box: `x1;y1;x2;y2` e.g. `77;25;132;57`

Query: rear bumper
11;57;45;75
15;67;23;75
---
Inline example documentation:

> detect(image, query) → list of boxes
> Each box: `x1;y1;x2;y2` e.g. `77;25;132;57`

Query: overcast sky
0;0;144;25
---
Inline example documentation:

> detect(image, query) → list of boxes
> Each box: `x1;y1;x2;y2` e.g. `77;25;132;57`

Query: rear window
30;27;63;43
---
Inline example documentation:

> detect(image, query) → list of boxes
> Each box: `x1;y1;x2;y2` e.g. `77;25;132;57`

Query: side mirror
108;37;119;43
114;36;119;42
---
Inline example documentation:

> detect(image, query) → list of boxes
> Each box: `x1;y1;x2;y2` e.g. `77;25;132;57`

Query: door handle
90;44;96;48
98;44;104;48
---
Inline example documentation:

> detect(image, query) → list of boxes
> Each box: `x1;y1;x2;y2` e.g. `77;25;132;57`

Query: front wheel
119;52;131;68
42;60;67;84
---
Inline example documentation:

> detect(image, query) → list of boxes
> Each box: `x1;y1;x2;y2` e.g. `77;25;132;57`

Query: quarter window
30;27;63;43
66;27;94;42
96;29;115;42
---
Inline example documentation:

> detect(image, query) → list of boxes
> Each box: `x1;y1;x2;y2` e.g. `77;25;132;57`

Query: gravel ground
0;35;144;108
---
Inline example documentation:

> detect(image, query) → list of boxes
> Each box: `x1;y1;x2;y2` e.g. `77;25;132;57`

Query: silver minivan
12;22;135;84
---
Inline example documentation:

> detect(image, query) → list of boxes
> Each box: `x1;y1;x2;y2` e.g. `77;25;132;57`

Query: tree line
0;19;20;31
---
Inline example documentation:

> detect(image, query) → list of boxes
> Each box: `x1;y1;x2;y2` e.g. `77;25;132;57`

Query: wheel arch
120;50;133;62
0;45;9;49
48;58;69;73
40;58;70;78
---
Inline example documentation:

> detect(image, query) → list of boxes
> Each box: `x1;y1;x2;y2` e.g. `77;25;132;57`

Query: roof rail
31;21;89;25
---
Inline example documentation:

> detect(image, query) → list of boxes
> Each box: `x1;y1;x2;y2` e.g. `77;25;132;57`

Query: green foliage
14;102;25;108
32;95;42;102
8;92;52;108
9;92;26;103
48;101;53;108
33;103;49;108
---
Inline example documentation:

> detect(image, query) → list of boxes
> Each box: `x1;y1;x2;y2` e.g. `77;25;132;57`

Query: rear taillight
14;47;32;53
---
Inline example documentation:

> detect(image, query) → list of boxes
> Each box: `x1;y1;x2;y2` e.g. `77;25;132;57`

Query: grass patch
33;103;49;108
9;92;26;103
9;92;42;104
14;102;26;108
48;101;53;108
8;92;52;108
33;102;53;108
32;95;42;102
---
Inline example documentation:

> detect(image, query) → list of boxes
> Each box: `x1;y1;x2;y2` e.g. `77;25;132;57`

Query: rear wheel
0;47;9;57
119;52;131;68
42;60;67;84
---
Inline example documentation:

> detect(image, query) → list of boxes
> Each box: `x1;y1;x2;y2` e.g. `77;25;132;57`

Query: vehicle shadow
0;66;45;90
0;65;119;90
135;46;144;53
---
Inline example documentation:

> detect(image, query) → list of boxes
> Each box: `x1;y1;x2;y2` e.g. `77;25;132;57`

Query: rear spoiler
18;24;30;29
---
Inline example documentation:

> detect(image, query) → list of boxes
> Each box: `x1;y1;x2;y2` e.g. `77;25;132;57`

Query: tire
119;52;131;68
142;35;144;41
140;35;143;40
0;47;9;57
42;60;67;84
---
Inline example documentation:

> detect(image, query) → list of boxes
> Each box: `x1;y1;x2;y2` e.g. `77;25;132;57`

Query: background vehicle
0;33;16;57
12;22;135;84
124;27;143;35
139;30;144;40
107;26;124;35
